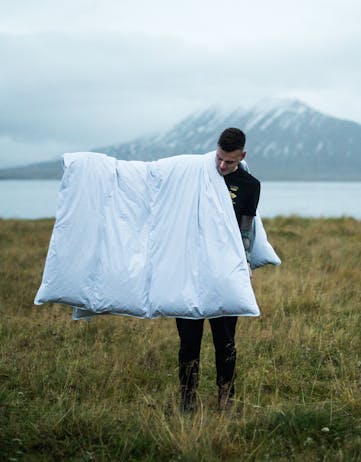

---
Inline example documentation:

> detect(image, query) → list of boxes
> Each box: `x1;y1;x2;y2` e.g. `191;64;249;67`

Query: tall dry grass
1;217;361;461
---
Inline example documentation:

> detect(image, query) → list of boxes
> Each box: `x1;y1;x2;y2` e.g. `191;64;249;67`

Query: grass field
1;217;361;461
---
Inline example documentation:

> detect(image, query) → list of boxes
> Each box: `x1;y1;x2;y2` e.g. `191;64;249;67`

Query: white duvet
34;151;280;319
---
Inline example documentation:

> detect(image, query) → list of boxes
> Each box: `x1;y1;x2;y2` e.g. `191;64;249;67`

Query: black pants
176;316;238;396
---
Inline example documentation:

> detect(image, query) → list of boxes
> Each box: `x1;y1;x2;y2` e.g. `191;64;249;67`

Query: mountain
1;99;361;180
0;160;63;180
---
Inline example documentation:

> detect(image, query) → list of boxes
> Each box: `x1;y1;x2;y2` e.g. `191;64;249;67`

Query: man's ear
240;151;246;161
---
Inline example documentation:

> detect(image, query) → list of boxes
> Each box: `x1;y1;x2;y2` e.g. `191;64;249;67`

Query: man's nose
220;161;227;169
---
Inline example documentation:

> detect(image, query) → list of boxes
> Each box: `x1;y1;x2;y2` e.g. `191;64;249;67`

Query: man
176;128;260;413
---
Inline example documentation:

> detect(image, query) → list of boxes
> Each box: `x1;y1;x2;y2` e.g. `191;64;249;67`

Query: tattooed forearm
240;216;255;263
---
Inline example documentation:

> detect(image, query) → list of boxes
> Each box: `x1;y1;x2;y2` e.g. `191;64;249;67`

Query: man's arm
240;215;255;277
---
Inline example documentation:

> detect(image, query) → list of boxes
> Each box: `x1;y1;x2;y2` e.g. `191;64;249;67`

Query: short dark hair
217;128;246;152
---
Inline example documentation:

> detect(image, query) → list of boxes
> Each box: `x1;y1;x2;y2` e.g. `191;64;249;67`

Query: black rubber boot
179;359;199;414
180;388;197;414
218;382;235;413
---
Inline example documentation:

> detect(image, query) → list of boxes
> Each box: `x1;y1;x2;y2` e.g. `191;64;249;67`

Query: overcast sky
1;0;360;167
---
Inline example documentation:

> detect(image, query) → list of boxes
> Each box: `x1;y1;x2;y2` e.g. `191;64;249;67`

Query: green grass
1;217;361;461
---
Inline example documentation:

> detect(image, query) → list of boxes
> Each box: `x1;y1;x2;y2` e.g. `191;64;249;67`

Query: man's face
216;147;245;176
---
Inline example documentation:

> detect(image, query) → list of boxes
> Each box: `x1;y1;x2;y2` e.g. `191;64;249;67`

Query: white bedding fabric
34;151;280;319
239;159;281;270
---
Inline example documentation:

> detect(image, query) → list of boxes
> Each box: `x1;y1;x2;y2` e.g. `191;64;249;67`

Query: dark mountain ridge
1;99;360;180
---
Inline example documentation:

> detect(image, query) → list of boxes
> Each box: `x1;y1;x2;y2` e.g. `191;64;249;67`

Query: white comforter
34;151;280;319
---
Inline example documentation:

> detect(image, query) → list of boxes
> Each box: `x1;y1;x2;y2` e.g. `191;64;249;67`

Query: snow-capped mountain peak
1;98;360;180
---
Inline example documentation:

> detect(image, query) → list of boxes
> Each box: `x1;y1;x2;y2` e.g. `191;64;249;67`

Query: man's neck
229;165;239;174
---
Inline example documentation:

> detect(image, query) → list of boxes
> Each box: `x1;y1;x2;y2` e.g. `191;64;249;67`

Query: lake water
0;180;360;220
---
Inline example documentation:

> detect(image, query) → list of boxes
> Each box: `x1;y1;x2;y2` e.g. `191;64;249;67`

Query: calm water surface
0;180;360;219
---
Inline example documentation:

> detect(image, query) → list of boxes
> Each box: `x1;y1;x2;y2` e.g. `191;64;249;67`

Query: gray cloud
0;0;360;167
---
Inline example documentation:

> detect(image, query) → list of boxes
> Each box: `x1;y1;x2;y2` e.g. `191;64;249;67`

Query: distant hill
1;98;361;180
0;160;63;180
